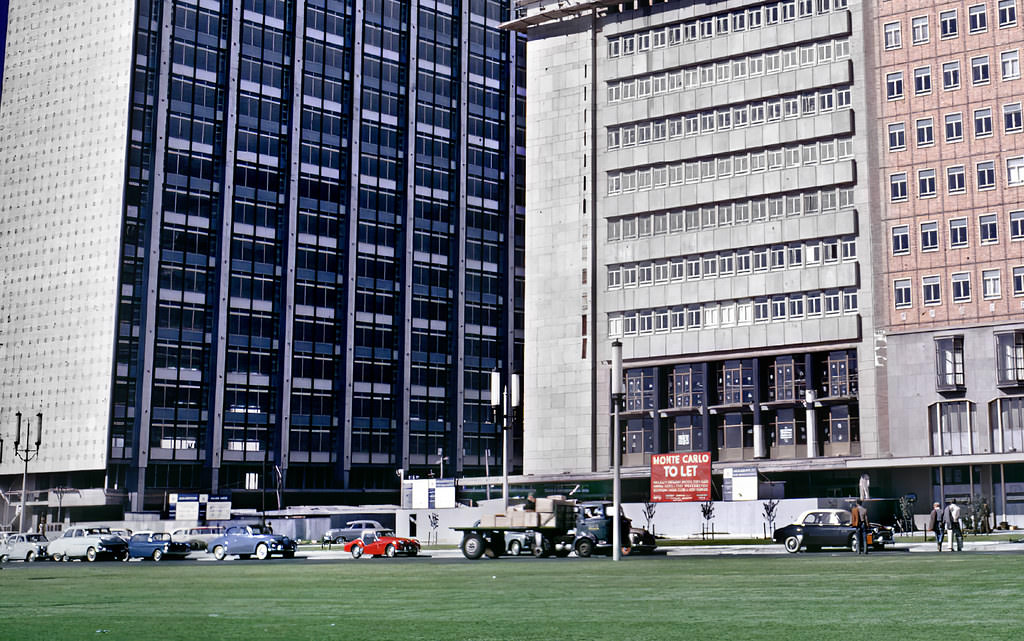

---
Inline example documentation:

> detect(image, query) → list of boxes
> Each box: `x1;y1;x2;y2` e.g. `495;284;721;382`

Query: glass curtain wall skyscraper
0;0;524;514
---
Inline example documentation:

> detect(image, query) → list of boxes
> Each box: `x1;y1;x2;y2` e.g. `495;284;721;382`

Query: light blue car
207;524;297;561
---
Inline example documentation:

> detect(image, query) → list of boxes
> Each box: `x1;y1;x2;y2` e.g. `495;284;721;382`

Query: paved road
4;537;1023;569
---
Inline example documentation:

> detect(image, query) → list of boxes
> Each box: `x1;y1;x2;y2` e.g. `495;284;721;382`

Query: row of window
883;2;1018;51
607;236;856;290
607;186;856;241
885;51;1022;100
607;86;852;151
932;396;1024;456
608;0;849;59
891;212;1024;255
608;138;853;195
887;102;1024;152
893;268;1024;310
889;156;1024;201
608;288;860;338
607;38;851;104
932;331;1024;393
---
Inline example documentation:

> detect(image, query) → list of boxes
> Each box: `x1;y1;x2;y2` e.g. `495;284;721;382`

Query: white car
0;533;49;562
47;527;129;562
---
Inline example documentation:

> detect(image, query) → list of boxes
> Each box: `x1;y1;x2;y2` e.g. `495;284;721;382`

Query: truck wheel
462;534;485;560
575;539;593;558
531;536;551;558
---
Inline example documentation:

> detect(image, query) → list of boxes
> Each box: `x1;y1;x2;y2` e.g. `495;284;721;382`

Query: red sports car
343;529;420;558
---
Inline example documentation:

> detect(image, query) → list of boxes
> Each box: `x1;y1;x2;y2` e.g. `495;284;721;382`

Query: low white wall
396;498;822;545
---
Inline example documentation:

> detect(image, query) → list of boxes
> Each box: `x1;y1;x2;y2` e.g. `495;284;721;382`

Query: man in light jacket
944;499;963;552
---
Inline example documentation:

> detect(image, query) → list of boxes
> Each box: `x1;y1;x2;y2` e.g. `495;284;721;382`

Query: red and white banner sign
650;452;712;502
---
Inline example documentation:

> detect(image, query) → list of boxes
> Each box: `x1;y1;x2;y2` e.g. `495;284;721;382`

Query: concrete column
805;389;818;458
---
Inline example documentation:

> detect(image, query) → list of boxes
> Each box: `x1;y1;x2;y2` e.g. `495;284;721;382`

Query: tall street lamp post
13;412;43;533
490;369;520;512
611;341;624;562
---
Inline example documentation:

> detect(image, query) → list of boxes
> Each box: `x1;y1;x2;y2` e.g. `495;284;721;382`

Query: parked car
47;527;129;562
322;520;386;544
343;529;420;558
505;531;531;556
128;531;191;562
628;527;658;554
171;526;226;551
774;509;895;553
207;524;297;560
0;533;49;562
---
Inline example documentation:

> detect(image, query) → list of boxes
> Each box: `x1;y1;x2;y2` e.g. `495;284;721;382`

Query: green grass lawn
3;554;1023;640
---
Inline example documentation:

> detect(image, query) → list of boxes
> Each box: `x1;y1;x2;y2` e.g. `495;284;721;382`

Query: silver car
171;525;226;551
1;533;49;563
322;520;386;544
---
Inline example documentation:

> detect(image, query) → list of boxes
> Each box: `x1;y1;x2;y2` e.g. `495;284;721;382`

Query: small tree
762;498;779;539
898;495;916;535
964;494;988;534
700;501;715;540
428;512;440;545
643;501;657;536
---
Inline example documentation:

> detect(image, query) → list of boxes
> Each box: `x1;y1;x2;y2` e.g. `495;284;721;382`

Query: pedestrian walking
945;499;963;552
851;499;870;555
928;502;944;551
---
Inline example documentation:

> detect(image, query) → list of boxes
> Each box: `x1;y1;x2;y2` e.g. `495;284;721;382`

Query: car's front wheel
152;549;163;562
0;554;8;564
385;544;396;558
26;551;37;562
212;545;227;561
254;543;269;560
85;547;98;562
351;544;364;559
508;539;522;556
850;534;860;554
784;535;802;553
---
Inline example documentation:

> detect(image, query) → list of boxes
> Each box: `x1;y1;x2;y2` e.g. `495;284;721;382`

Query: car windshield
249;525;273;535
86;528;112;535
25;534;46;542
379;530;395;537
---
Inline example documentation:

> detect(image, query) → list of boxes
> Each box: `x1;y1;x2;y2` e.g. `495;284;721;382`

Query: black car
773;509;894;553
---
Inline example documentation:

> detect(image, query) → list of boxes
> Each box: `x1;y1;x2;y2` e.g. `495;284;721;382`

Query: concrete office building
513;0;884;497
511;0;1024;525
875;0;1024;521
0;0;525;523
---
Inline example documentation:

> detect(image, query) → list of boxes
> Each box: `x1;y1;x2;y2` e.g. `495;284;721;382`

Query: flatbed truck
452;498;655;559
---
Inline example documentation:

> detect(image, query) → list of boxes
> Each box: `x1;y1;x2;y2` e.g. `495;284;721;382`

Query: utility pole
490;370;521;512
13;412;43;533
